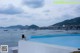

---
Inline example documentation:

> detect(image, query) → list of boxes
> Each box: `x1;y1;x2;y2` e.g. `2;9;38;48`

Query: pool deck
18;40;79;53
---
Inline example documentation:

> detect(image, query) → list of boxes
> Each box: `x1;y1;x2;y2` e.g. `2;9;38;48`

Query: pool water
30;34;80;48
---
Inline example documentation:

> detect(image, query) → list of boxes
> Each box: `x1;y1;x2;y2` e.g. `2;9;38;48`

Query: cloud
23;0;44;8
43;10;50;13
0;0;80;27
0;5;22;15
0;18;8;21
74;6;80;16
17;13;33;18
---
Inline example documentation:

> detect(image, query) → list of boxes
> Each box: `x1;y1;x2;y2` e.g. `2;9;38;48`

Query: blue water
30;34;80;48
0;29;80;48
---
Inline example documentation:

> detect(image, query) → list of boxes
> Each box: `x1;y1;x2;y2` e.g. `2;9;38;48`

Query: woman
22;34;26;40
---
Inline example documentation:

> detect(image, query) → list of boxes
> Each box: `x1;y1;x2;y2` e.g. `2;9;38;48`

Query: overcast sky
0;0;80;27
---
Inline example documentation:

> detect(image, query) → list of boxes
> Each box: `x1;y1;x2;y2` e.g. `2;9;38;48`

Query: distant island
0;17;80;30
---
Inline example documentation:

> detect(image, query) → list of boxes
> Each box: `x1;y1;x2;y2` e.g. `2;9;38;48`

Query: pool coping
27;41;78;51
19;40;80;53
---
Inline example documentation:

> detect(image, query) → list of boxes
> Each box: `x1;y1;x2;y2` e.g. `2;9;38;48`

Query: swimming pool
30;34;80;48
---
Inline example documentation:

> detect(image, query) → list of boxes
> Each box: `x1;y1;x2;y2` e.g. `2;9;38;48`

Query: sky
0;0;80;27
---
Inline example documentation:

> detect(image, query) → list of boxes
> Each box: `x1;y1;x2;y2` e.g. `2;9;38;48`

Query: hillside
52;17;80;26
0;25;39;29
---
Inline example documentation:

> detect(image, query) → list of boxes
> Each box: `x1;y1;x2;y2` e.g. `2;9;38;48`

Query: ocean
0;29;29;47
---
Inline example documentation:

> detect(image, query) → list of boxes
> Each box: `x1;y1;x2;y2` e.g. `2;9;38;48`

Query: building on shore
40;25;80;30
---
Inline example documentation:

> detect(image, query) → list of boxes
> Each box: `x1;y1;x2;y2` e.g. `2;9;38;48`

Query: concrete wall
18;40;77;53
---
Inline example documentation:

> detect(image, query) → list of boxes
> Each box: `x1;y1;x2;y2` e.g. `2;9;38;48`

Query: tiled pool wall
31;34;80;39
